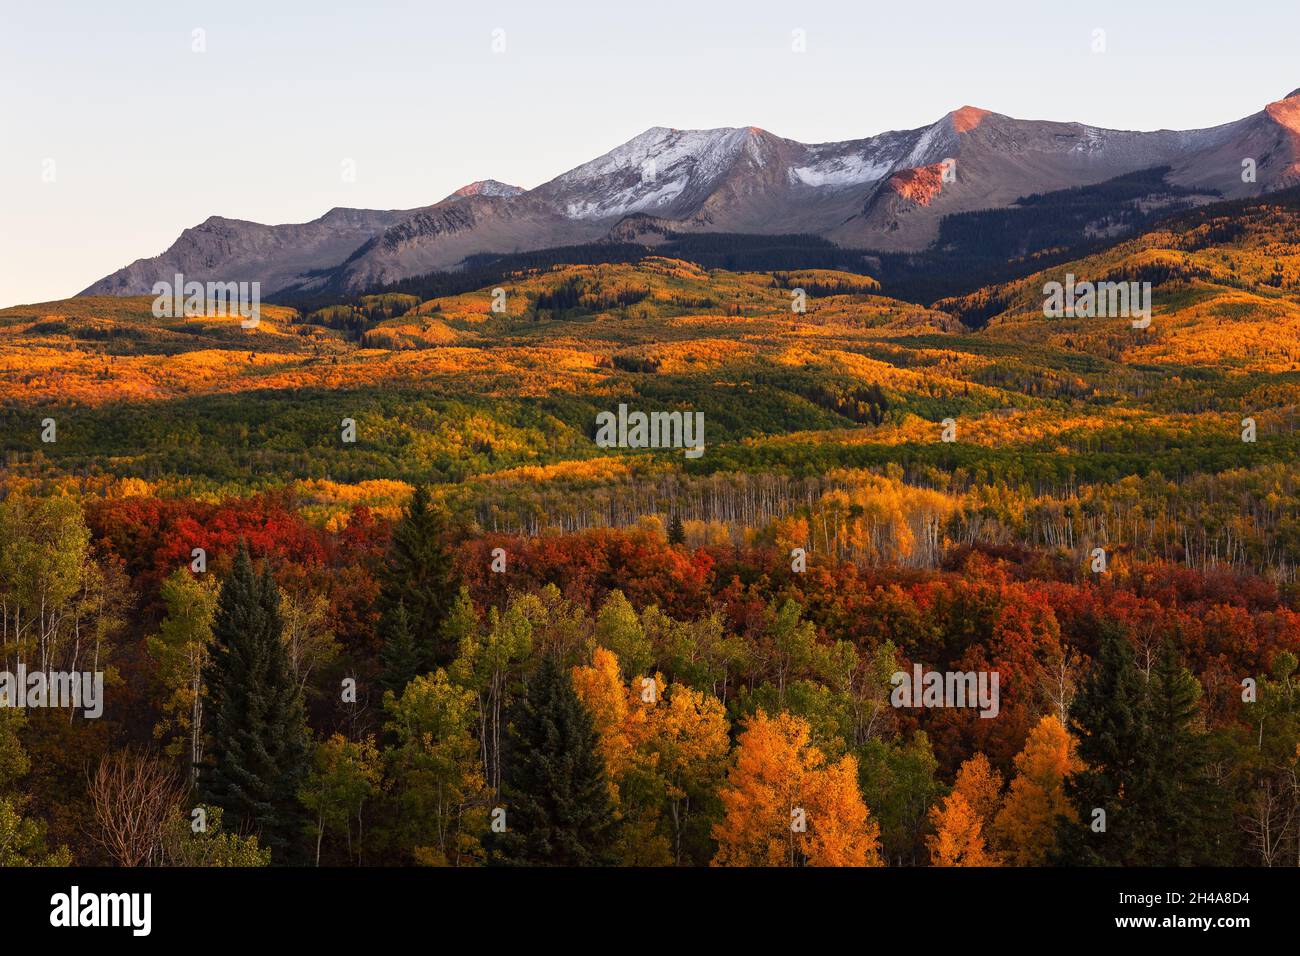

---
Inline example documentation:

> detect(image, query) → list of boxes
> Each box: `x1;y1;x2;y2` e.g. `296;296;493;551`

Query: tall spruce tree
1145;639;1228;865
379;601;420;698
1057;626;1230;865
378;486;460;670
494;655;617;866
1055;622;1154;865
199;543;310;863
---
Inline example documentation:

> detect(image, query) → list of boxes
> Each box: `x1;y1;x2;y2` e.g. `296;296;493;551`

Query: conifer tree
199;543;310;863
667;512;686;546
1056;623;1153;865
1058;627;1229;865
377;486;461;669
379;601;420;698
494;655;617;865
1145;639;1227;865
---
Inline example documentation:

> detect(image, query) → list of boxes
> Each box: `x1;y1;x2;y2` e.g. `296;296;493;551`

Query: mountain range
82;89;1300;299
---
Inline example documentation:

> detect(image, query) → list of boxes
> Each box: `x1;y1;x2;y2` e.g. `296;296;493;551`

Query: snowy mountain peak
445;179;524;202
540;126;784;220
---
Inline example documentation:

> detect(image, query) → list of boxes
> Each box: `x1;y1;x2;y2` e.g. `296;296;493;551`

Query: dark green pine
1056;621;1153;865
379;600;421;698
1144;639;1229;865
667;512;686;546
377;485;461;669
494;655;618;866
198;542;310;863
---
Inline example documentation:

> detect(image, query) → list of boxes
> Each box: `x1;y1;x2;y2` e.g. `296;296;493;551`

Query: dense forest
4;188;1300;867
2;489;1296;867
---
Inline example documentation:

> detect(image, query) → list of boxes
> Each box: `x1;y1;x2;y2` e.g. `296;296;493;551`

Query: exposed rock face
886;164;950;206
80;207;412;296
84;91;1300;297
1261;91;1300;185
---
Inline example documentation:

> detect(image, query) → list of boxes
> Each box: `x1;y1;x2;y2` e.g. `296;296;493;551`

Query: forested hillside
4;194;1300;867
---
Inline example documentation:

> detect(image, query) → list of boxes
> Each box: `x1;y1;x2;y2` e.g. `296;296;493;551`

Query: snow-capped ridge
81;88;1300;297
539;125;788;220
445;179;525;201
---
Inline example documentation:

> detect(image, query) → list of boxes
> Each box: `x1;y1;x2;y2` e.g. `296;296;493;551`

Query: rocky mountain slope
82;90;1300;298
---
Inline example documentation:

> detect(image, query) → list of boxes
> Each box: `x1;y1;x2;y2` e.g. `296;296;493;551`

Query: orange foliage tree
951;752;1003;832
992;714;1083;865
573;647;729;864
712;710;881;867
927;791;998;866
571;647;640;800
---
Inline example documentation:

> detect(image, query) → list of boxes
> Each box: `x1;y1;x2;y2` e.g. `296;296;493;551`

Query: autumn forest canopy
4;189;1300;872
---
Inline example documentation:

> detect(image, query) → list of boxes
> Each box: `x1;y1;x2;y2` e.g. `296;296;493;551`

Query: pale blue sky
2;0;1297;306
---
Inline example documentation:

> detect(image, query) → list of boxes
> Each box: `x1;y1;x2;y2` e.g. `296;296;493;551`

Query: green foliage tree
647;609;746;705
667;512;686;546
857;730;943;866
1239;651;1300;865
379;601;420;698
450;591;532;797
1059;629;1231;865
300;733;382;866
763;599;819;711
381;670;488;866
161;804;271;867
1056;623;1155;865
0;495;122;682
0;709;70;866
594;590;652;679
817;639;900;750
147;568;218;786
1145;640;1229;865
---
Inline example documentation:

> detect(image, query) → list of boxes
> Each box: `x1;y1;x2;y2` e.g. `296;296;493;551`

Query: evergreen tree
667;512;686;546
1058;627;1230;865
1145;639;1228;865
494;655;617;865
1055;623;1153;865
379;601;420;698
378;486;461;669
199;543;310;863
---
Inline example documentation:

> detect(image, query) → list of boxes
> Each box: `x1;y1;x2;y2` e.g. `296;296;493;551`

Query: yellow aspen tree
573;651;677;865
992;714;1083;865
645;683;729;863
800;750;881;866
926;792;997;866
952;752;1003;832
571;647;634;801
712;710;882;867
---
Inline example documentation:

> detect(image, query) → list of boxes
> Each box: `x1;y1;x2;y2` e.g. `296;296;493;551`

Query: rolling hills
8;189;1300;578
